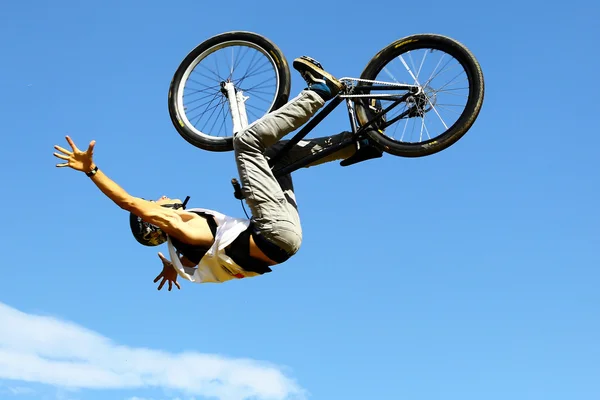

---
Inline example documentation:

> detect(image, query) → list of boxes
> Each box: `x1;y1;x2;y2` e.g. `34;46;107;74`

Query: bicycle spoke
240;76;275;92
231;46;250;77
245;102;272;114
423;55;453;88
435;87;469;98
237;62;273;82
206;102;223;135
383;66;401;84
398;54;421;86
240;88;277;97
435;72;466;93
192;94;222;127
426;100;449;130
416;50;428;81
434;104;466;115
399;112;409;141
187;79;216;90
185;91;221;106
191;67;224;84
188;93;222;115
243;92;273;105
196;61;224;83
216;100;228;137
185;86;219;97
189;102;223;126
236;54;266;86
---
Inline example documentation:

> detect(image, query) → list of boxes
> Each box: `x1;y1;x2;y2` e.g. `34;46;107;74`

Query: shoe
293;56;344;101
340;136;383;167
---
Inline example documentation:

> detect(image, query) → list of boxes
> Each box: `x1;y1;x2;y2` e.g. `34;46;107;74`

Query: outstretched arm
53;136;202;242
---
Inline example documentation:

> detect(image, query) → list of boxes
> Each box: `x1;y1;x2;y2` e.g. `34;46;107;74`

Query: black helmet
129;196;190;246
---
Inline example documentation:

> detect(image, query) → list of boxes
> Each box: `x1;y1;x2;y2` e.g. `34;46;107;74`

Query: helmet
129;213;168;246
129;197;190;247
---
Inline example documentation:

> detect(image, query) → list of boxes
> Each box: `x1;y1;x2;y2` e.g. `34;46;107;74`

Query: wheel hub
406;86;436;117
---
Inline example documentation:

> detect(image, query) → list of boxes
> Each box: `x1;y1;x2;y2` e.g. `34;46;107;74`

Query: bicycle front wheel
356;34;485;157
168;31;291;152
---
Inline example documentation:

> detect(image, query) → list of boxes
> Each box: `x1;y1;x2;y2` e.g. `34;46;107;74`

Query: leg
233;57;343;261
266;131;356;171
260;132;356;258
233;90;322;261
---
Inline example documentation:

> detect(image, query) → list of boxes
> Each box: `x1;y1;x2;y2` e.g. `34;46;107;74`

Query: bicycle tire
168;31;291;152
356;33;485;157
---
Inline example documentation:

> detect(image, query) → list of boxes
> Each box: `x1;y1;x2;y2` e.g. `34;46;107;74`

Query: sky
1;0;599;399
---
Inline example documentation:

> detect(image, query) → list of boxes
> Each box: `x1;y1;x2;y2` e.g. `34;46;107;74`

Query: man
53;57;382;290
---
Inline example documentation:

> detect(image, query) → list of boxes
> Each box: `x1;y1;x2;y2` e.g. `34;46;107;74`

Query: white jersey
166;208;261;284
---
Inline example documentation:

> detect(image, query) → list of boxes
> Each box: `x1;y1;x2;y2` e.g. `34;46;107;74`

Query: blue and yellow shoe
293;56;344;101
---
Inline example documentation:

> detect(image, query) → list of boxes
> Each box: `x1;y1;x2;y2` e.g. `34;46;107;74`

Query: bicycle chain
339;77;421;98
339;77;411;86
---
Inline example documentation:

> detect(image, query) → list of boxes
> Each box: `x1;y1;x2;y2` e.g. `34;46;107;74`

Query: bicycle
167;31;485;178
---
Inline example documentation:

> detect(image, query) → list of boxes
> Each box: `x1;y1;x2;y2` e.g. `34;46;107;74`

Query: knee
254;224;302;263
233;127;263;152
276;226;303;257
233;129;250;150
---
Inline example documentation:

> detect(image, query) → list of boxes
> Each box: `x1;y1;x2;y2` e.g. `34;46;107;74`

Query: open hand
53;135;95;173
153;252;181;291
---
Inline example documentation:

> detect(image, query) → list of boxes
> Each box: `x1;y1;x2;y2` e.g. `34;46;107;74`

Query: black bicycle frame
268;83;417;177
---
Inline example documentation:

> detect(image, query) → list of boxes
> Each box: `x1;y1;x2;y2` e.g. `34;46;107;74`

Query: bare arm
90;169;213;246
86;166;143;211
53;136;210;244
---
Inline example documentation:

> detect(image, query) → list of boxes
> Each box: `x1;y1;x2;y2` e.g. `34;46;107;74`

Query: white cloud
7;385;36;395
126;397;190;400
0;302;305;400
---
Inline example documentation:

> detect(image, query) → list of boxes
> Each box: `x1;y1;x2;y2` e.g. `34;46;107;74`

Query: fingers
157;277;166;290
87;140;96;155
53;148;72;167
154;260;180;292
54;145;72;156
157;252;173;268
65;135;79;151
53;152;69;161
158;252;172;265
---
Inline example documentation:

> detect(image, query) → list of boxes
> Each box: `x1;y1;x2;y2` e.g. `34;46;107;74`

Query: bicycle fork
221;81;250;201
221;81;250;135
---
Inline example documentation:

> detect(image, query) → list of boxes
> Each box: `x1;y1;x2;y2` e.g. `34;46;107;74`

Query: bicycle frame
224;78;420;177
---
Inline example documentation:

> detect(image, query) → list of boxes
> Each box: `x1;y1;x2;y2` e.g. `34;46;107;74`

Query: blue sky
1;0;599;399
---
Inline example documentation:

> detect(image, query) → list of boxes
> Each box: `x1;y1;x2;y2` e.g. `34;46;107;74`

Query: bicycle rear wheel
355;34;485;157
168;31;291;152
